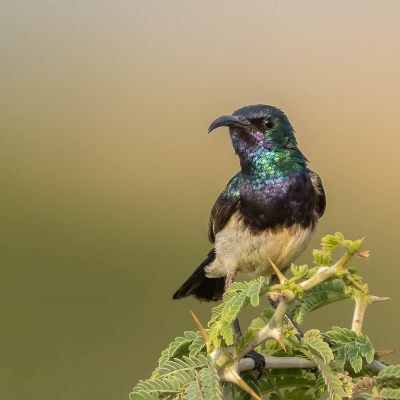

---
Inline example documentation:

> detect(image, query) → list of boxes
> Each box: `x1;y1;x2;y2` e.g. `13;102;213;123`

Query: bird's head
208;104;307;175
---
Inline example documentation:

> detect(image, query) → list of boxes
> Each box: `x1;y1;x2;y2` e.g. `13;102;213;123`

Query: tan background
1;1;400;399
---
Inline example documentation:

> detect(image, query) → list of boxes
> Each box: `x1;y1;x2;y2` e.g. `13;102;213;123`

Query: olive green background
1;1;400;399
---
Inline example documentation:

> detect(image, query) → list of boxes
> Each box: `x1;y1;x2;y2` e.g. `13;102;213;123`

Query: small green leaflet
208;277;268;351
184;377;204;400
199;357;222;400
359;335;374;364
334;345;347;368
304;336;334;363
347;342;363;373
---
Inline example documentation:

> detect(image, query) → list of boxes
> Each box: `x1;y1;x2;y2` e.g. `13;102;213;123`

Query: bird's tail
173;249;225;302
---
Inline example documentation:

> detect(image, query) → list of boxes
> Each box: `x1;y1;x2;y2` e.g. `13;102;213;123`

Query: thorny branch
351;292;389;333
208;243;389;394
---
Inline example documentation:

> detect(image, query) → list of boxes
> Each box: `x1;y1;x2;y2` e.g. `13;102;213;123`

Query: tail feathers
173;249;225;302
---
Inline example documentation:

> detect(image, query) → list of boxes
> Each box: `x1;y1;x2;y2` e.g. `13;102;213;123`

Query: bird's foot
244;350;266;379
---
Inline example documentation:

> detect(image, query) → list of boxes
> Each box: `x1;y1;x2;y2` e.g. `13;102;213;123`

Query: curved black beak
207;115;251;133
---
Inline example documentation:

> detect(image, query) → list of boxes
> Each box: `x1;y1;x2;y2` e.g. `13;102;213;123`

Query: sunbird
174;104;325;304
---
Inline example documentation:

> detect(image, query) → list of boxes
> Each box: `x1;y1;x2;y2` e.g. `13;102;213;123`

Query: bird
173;104;325;306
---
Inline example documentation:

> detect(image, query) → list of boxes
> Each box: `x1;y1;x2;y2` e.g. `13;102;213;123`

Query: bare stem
300;266;336;291
235;290;295;360
264;369;285;400
238;355;316;371
351;292;370;333
358;360;388;374
300;250;352;292
351;292;390;333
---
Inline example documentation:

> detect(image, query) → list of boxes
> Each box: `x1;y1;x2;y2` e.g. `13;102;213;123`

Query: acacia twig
211;240;389;400
351;292;390;333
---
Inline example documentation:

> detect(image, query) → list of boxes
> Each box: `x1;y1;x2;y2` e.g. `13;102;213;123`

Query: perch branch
238;354;316;371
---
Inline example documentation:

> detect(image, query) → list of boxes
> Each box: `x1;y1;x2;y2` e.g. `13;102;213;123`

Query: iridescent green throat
240;147;307;181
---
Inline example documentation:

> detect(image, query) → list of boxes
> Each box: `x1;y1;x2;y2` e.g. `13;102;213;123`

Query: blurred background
1;1;400;399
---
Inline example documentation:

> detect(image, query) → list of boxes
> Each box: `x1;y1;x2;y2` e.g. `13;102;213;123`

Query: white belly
205;211;317;278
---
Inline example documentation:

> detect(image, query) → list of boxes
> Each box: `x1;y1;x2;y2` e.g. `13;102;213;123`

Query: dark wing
208;172;242;243
309;171;326;218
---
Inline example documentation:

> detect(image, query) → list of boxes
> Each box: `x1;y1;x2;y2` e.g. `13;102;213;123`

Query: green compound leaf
290;293;326;324
226;290;249;323
315;365;348;400
324;326;360;345
289;280;348;325
281;387;317;400
290;264;311;280
237;372;263;400
359;335;375;364
248;316;267;333
347;342;363;373
129;390;159;400
220;320;235;346
222;281;248;304
352;394;376;400
184;377;204;400
314;372;325;396
324;328;375;374
305;266;320;278
247;278;265;306
189;333;206;357
240;370;317;400
341;371;354;397
200;356;222;400
222;382;234;398
304;329;321;339
158;331;203;367
208;277;268;351
167;337;190;358
132;376;183;400
238;329;257;352
183;357;222;400
153;355;208;379
302;336;349;400
209;303;224;325
334;344;347;368
321;232;345;251
375;365;400;387
323;369;348;400
132;355;210;400
380;388;400;399
313;249;332;266
304;336;334;363
207;325;222;351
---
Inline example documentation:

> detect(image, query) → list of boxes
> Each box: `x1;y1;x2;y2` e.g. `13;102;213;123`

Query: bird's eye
264;118;275;129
